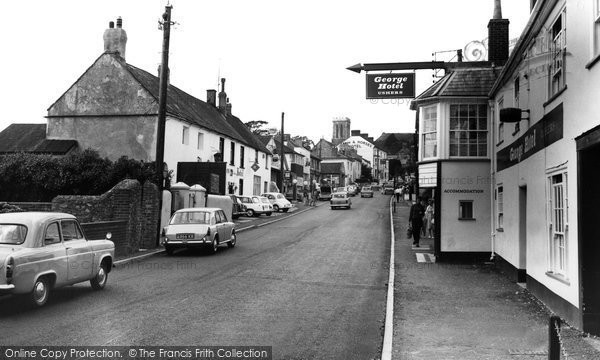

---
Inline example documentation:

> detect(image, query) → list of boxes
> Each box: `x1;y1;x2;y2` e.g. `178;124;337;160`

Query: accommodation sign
366;73;415;99
497;104;563;171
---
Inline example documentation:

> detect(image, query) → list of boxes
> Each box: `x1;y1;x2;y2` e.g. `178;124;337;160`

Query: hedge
0;149;160;202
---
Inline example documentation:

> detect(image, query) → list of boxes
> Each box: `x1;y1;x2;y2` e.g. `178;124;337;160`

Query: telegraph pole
279;112;285;193
155;4;173;190
155;4;173;246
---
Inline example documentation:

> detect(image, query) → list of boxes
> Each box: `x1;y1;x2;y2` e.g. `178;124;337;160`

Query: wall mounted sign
366;73;415;99
497;103;563;171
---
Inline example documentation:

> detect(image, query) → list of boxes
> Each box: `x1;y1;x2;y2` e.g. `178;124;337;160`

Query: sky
0;0;531;143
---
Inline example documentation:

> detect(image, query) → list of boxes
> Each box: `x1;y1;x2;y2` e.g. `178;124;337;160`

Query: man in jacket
409;197;426;247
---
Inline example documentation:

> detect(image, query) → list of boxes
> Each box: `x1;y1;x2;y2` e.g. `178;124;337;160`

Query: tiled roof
0;124;76;155
374;133;415;155
0;124;46;153
321;162;344;174
33;139;78;155
125;62;268;154
413;68;499;104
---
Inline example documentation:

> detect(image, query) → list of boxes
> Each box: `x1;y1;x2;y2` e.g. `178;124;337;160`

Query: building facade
489;0;600;334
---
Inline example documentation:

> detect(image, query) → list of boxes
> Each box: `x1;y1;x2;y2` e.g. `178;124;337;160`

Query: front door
579;142;600;334
63;220;94;282
518;186;527;283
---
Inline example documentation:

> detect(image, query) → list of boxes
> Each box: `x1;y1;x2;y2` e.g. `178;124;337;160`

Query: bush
0;202;24;213
0;150;159;202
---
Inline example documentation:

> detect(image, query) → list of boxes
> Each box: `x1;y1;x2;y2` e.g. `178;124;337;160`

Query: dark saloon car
230;195;246;219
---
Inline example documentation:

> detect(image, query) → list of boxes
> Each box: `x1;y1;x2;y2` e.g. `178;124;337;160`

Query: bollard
548;315;561;360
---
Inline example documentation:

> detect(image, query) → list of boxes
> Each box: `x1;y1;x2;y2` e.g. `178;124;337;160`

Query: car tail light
6;257;14;284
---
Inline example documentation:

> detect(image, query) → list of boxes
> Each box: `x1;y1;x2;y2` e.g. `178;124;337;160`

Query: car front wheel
273;205;280;212
246;209;255;217
91;262;109;290
282;208;289;213
31;277;50;307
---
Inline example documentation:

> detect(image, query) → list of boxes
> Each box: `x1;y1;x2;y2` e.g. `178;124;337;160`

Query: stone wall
51;179;159;256
8;202;53;212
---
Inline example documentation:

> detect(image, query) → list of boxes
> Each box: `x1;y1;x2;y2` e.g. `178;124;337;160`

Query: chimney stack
103;17;127;60
207;90;217;107
226;98;232;116
487;0;509;66
351;130;361;136
218;78;227;113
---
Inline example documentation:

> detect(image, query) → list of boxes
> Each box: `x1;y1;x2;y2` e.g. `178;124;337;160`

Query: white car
162;208;236;255
261;192;292;212
238;196;273;217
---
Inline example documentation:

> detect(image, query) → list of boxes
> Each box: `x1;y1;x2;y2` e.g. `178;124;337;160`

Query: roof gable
48;53;157;116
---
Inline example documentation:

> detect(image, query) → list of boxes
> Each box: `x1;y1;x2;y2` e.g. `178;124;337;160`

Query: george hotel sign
496;104;563;171
366;73;415;99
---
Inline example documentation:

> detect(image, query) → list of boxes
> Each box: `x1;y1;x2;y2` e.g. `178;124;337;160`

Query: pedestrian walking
409;197;426;247
394;186;402;203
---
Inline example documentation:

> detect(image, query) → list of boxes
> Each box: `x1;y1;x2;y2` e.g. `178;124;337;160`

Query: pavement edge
381;197;395;360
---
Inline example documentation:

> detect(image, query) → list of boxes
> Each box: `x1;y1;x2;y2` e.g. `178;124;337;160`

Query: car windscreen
333;194;346;199
0;224;28;245
170;212;211;225
276;194;285;199
320;186;331;192
363;187;372;191
260;198;270;204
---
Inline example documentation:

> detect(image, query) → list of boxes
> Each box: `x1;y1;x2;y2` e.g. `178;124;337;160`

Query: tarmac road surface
0;194;391;360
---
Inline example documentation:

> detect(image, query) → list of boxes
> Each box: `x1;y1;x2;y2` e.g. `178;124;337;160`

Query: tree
359;163;373;183
244;120;270;136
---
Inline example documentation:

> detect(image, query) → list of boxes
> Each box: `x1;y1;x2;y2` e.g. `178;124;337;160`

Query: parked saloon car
330;192;352;210
261;192;292;212
238;196;273;217
0;212;115;307
361;186;374;198
230;195;246;219
162;208;236;255
383;185;395;195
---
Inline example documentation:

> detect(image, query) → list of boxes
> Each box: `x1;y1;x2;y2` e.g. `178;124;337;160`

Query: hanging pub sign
366;73;415;99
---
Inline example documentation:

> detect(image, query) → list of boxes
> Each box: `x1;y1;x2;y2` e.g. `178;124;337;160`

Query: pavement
390;199;573;359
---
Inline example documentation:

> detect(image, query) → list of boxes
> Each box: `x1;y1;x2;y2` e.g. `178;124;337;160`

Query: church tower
332;117;351;145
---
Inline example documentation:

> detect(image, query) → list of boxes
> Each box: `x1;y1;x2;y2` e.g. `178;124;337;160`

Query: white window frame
497;185;504;230
548;8;567;98
593;0;600;58
421;105;438;159
197;132;204;150
449;104;488;158
182;126;189;145
547;171;568;277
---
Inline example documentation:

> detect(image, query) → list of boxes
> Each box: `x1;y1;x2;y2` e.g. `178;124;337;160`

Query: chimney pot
103;17;127;60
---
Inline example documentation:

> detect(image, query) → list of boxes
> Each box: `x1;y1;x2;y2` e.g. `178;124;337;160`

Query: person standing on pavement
394;186;402;202
425;199;434;238
409;197;426;247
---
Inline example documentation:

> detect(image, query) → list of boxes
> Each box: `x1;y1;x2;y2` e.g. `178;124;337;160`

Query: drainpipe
489;99;496;261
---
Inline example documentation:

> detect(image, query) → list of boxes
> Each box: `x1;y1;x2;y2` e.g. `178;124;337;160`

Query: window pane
478;117;487;130
450;105;459;118
459;105;468;118
450;117;458;130
450;144;458;156
468;105;477;118
478;104;487;118
478;144;487;156
460;143;468;156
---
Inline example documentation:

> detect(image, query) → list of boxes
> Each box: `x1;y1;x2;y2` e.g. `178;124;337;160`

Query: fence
548;315;562;360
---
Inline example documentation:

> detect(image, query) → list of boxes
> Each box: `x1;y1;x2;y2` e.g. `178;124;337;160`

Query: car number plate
176;233;194;240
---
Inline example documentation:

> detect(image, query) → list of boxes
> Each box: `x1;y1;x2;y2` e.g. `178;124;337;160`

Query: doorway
518;186;527;284
579;143;600;334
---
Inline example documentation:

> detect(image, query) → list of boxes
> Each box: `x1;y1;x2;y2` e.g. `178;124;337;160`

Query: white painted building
489;0;600;334
340;132;388;182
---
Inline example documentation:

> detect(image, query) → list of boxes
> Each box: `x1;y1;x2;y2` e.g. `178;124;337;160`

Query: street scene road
0;196;390;359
